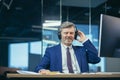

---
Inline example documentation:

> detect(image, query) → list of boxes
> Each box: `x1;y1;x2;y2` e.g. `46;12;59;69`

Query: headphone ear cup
74;31;78;39
58;31;61;39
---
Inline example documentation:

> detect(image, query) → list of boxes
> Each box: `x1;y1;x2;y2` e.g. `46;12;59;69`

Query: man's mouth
65;38;72;41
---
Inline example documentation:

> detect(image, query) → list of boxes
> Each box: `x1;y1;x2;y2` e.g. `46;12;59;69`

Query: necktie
66;47;74;73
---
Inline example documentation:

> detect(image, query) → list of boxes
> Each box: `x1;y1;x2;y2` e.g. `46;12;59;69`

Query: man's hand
39;69;50;75
77;30;87;42
39;70;60;75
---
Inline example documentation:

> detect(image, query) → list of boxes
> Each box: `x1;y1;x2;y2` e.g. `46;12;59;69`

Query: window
8;43;28;70
30;41;42;55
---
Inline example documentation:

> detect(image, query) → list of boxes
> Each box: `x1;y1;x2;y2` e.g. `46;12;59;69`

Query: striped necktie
66;47;74;73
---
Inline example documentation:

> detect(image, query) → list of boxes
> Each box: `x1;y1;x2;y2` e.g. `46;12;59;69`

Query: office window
30;41;42;55
8;43;28;70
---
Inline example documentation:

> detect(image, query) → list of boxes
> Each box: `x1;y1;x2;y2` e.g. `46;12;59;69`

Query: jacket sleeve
83;39;101;64
34;48;50;72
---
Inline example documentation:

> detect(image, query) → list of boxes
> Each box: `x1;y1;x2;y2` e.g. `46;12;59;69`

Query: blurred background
0;0;120;72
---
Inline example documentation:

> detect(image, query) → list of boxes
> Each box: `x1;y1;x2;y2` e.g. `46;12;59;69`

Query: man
35;21;100;74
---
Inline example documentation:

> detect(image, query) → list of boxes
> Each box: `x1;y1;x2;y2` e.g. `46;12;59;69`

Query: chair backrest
0;66;20;75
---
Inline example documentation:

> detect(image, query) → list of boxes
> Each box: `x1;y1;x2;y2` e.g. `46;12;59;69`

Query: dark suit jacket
35;40;100;73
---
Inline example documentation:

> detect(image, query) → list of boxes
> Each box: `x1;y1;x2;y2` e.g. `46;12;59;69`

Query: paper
16;70;40;75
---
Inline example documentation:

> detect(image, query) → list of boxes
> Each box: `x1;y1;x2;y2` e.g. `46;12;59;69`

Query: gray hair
58;21;76;32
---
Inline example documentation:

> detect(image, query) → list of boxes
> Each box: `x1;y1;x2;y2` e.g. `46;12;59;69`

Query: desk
7;72;120;80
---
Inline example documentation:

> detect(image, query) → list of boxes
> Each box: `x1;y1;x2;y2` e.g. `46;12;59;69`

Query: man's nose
67;33;72;36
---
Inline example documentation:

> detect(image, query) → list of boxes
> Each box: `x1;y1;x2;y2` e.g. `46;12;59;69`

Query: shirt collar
61;43;72;49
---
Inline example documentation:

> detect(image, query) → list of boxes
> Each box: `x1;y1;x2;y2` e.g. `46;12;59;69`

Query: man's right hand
39;69;51;75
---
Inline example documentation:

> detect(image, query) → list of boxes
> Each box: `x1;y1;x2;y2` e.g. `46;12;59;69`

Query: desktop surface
7;72;120;78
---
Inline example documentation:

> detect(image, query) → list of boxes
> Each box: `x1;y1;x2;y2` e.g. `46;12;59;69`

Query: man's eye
64;32;68;34
70;32;74;35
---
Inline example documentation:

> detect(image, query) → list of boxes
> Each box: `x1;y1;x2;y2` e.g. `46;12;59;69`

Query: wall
0;41;8;66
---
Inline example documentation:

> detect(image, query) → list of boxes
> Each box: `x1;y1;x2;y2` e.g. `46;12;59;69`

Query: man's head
58;21;77;46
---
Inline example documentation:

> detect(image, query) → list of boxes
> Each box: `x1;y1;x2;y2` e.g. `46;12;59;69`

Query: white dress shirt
61;43;81;74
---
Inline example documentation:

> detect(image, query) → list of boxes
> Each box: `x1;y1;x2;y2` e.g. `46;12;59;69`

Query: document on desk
16;70;61;75
16;70;40;75
81;72;114;75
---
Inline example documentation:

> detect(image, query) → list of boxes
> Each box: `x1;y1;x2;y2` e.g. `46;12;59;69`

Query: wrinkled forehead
61;27;76;33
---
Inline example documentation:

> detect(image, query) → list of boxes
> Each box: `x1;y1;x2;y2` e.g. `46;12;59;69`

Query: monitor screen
99;14;120;58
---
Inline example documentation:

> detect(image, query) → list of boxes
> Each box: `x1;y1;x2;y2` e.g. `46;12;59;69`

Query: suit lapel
56;44;62;72
72;46;82;71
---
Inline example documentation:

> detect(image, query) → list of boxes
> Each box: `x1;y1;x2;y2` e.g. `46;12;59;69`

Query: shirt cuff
81;38;89;44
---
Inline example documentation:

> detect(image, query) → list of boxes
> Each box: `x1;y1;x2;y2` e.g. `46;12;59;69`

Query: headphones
57;27;78;40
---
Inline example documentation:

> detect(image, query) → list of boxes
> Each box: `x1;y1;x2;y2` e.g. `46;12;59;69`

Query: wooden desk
7;72;120;80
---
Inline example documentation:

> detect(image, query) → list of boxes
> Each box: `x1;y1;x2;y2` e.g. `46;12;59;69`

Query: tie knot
67;47;69;50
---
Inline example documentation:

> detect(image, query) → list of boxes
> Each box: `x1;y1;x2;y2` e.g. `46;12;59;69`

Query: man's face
61;27;75;46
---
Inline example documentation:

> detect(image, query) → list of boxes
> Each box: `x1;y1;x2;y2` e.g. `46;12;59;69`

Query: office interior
0;0;120;74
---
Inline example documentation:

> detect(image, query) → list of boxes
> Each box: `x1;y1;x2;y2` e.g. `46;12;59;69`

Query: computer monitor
99;14;120;58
